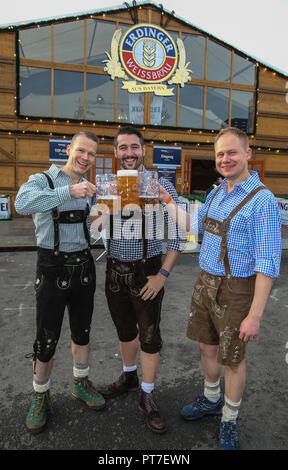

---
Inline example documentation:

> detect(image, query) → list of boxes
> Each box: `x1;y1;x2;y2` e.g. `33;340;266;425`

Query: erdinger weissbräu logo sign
104;24;192;96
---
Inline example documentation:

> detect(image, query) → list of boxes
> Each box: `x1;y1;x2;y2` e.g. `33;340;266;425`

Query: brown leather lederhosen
105;209;164;354
186;184;266;365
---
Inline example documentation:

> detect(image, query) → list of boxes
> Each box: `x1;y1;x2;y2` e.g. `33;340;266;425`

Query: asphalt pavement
0;218;288;455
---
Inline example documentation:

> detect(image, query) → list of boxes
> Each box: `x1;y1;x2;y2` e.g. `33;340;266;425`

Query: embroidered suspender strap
106;213;113;258
42;172;91;253
142;210;148;262
83;203;91;248
202;185;222;228
42;172;60;254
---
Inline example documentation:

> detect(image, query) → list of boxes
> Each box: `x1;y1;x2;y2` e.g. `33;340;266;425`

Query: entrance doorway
190;159;218;192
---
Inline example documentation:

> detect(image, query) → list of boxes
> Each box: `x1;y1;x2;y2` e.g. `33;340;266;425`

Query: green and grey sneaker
26;390;51;434
72;377;106;410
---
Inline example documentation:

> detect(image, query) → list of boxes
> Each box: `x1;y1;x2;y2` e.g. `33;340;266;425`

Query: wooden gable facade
0;1;287;216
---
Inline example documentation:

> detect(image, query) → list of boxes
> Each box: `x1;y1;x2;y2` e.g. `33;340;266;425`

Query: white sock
221;395;241;422
204;379;221;403
33;378;50;393
123;365;137;373
141;381;154;394
73;362;89;378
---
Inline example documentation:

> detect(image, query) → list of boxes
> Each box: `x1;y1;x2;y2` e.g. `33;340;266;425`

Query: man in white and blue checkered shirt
95;126;185;434
15;131;106;434
159;127;282;450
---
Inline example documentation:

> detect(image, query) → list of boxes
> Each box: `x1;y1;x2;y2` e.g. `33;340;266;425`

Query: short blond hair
71;131;99;146
214;127;249;150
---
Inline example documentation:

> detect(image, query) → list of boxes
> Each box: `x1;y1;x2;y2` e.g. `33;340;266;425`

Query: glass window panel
117;81;144;124
86;74;115;121
205;87;229;130
19;26;51;61
231;90;254;133
54;70;84;119
104;159;113;168
53;20;84;64
179;85;204;128
87;20;117;67
233;54;255;85
96;168;104;174
181;34;205;79
207;40;231;82
150;85;177;126
96;158;103;167
19;66;51;117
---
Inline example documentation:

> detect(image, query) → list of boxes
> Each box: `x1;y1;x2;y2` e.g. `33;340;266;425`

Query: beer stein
117;170;140;210
138;171;159;209
95;174;120;214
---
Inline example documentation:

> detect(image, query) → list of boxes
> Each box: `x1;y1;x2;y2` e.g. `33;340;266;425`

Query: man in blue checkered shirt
159;127;281;449
95;127;184;434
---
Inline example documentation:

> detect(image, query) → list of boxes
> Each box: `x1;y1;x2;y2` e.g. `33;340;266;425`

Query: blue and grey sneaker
181;394;223;421
219;420;239;450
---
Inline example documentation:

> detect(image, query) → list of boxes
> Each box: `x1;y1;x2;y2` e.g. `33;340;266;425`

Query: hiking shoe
26;390;51;434
72;377;106;410
219;420;240;450
99;371;139;399
181;394;223;421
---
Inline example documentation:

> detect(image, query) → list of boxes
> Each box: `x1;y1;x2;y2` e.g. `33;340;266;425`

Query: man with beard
15;131;105;434
96;126;184;433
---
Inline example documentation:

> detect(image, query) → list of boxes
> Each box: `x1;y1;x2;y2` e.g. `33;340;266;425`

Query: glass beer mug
138;171;159;209
95;174;120;214
117;170;140;210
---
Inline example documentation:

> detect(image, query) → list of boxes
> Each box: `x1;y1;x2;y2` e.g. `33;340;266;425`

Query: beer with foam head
117;170;140;210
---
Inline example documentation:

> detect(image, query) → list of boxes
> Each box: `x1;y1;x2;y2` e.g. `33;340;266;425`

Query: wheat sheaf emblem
143;40;156;68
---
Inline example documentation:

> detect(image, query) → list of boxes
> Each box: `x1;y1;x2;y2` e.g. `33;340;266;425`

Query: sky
1;0;287;75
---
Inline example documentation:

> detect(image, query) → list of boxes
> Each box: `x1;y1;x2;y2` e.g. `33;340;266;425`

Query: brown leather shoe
99;371;139;399
139;390;167;434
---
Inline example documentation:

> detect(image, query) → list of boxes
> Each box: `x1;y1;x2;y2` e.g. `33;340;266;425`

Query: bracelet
164;194;173;205
159;268;170;278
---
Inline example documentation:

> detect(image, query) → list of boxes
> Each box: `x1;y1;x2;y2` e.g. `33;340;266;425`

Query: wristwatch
159;268;170;278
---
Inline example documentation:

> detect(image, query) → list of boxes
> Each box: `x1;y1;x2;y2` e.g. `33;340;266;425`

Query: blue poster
49;139;71;162
153;146;181;167
158;167;176;187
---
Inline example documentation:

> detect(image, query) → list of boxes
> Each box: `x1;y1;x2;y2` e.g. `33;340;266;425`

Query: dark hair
214;126;249;149
114;126;144;148
71;131;99;146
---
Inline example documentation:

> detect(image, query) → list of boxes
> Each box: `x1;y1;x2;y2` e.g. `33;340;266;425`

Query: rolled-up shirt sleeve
15;173;71;215
249;197;282;278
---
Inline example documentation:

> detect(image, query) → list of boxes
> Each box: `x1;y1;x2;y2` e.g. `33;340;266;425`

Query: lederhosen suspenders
202;185;266;276
107;210;148;262
42;172;90;255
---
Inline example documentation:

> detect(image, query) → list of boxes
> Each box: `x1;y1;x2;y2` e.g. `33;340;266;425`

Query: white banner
277;197;288;226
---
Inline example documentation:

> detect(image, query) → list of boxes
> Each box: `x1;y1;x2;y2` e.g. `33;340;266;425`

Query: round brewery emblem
120;24;178;83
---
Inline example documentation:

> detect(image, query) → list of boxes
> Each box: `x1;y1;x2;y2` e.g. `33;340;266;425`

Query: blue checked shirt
192;171;281;278
14;164;91;252
93;167;184;261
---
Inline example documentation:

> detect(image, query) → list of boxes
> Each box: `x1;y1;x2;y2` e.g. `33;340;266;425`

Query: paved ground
0;218;288;453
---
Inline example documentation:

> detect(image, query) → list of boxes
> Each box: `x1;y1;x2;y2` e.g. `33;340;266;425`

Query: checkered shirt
191;171;282;278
